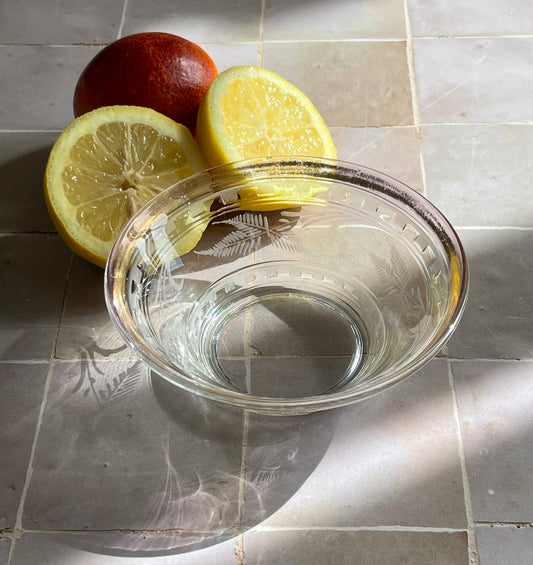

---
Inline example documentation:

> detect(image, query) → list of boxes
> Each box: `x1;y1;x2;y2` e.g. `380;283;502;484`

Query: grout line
117;0;129;40
419;121;533;127
261;38;406;44
447;361;480;565
445;357;533;363
455;225;533;231
52;253;74;359
0;232;57;237
8;525;471;535
2;356;532;365
235;411;250;565
258;0;266;66
0;129;63;134
1;122;531;135
412;34;533;40
474;521;533;528
0;360;50;365
2;34;532;49
0;43;105;48
8;252;74;563
8;359;56;562
248;525;470;533
403;0;428;198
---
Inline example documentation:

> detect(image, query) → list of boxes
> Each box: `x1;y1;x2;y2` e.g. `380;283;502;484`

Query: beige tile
453;360;533;522
243;360;467;528
12;532;238;564
445;229;533;360
0;538;10;565
476;525;533;565
0;0;123;44
407;0;533;37
414;38;533;124
263;0;406;40
0;363;49;530
422;124;533;227
55;257;135;361
244;530;470;564
0;45;99;130
23;362;244;533
263;41;413;127
122;0;262;43
199;42;260;72
332;126;423;191
0;236;72;361
0;133;57;232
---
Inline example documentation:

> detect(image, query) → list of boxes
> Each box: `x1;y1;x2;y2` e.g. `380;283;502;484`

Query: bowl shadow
54;366;339;558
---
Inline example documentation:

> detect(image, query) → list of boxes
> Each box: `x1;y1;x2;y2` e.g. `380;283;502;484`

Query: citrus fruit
73;32;218;133
195;65;336;210
44;105;208;267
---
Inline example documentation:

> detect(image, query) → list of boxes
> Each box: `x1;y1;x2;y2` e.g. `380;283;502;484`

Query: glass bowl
105;157;468;415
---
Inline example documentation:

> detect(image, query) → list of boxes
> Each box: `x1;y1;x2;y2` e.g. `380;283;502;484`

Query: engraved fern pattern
370;245;426;324
195;212;300;258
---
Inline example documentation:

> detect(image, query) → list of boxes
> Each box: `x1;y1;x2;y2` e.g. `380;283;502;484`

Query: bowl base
187;261;373;399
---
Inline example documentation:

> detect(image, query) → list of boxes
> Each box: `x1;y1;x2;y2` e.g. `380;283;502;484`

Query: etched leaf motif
370;245;426;314
196;212;300;258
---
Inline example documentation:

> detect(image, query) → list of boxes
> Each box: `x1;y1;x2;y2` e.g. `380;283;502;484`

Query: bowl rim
104;156;469;414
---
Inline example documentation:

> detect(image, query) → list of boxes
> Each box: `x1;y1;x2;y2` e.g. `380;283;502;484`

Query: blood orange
73;32;218;132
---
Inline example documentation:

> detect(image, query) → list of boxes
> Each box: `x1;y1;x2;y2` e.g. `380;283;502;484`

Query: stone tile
0;363;49;530
332;126;423;192
249;292;358;357
407;0;533;37
0;45;99;130
0;0;123;44
453;360;533;522
243;360;467;528
200;42;260;72
11;532;238;564
0;235;72;361
23;362;244;537
247;357;355;398
445;229;533;360
244;530;470;564
0;537;10;565
55;256;134;361
243;407;338;526
422;124;533;227
122;0;262;43
476;525;533;565
0;132;58;232
414;38;533;124
263;41;413;128
263;0;406;40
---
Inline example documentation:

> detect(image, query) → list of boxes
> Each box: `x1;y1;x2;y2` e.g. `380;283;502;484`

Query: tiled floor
1;1;532;564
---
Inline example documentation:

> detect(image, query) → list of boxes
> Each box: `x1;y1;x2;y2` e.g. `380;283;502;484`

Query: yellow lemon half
196;66;337;210
44;105;208;267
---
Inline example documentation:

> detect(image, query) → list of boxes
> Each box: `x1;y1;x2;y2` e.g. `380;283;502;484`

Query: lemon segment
195;66;337;210
44;105;207;267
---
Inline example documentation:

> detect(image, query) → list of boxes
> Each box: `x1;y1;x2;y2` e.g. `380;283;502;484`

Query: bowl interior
105;158;467;414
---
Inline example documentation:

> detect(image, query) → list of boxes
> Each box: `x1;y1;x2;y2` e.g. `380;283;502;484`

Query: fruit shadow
0;141;57;232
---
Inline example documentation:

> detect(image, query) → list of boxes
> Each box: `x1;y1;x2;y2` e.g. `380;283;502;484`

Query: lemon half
44;105;207;267
196;66;337;210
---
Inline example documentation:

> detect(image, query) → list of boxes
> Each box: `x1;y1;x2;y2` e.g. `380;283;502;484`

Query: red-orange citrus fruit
73;32;218;133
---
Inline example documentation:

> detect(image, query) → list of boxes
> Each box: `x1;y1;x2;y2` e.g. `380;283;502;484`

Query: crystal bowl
105;157;468;415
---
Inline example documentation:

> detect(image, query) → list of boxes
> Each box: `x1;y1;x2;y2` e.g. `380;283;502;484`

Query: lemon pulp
196;66;337;210
45;105;207;266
